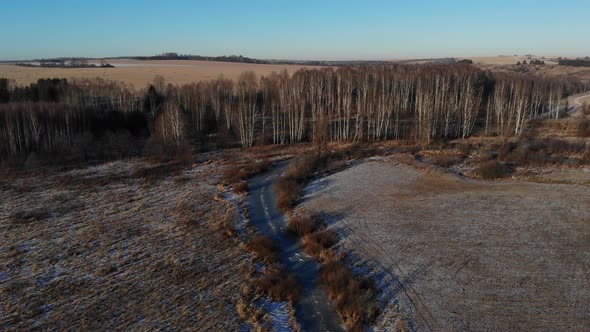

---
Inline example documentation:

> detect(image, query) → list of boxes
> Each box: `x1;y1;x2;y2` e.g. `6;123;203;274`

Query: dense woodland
0;64;586;166
558;58;590;67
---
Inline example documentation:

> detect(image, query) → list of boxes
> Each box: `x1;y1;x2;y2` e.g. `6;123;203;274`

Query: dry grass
476;160;508;179
287;214;316;236
0;60;315;88
221;158;272;185
320;261;380;329
232;180;249;194
301;161;590;331
252;266;300;302
247;235;279;264
274;147;371;212
301;230;338;259
0;159;251;330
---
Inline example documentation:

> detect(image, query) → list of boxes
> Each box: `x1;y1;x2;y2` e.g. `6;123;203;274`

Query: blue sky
1;0;589;60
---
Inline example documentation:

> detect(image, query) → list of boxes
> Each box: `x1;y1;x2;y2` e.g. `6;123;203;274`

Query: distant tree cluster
558;58;590;67
517;59;545;66
131;53;271;64
0;64;586;166
16;61;114;69
5;78;68;102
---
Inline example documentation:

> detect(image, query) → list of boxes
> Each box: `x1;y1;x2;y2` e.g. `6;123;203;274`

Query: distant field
469;56;556;65
0;59;315;88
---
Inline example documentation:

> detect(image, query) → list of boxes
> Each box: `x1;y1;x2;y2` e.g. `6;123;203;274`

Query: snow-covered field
1;160;250;330
301;160;590;331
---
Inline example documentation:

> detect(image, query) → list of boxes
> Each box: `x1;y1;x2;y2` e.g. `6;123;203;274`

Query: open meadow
0;157;255;330
0;59;315;88
300;157;590;331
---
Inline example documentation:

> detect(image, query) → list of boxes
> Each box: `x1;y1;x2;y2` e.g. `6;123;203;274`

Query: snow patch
256;299;293;332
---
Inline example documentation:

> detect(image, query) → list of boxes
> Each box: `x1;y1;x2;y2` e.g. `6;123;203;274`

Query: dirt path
247;162;344;331
573;93;590;107
568;91;590;117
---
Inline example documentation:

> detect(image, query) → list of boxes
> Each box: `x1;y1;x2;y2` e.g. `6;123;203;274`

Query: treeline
155;65;581;145
16;62;114;69
129;52;271;64
0;64;586;166
558;59;590;67
0;78;149;166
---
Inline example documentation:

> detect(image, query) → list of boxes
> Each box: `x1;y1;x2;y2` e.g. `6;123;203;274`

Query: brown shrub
275;177;301;213
287;214;316;236
172;175;191;185
131;163;183;180
222;158;272;185
320;261;379;328
222;166;248;184
143;138;192;164
9;208;50;225
492;137;589;166
476;160;507;179
431;154;459;168
456;143;472;156
301;230;337;259
576;119;590;137
54;173;126;189
232;181;249;194
247;236;278;264
253;266;300;302
546;138;586;154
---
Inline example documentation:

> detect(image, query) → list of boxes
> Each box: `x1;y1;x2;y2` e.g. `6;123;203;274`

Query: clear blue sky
1;0;589;60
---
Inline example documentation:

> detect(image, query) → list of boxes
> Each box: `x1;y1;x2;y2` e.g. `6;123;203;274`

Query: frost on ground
256;299;292;332
301;160;590;331
0;160;250;330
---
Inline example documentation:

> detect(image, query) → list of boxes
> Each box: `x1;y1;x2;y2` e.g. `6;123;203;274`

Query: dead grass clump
545;138;586;155
401;145;422;155
492;137;588;166
275;176;301;213
54;173;125;189
275;153;332;212
9;208;51;224
253;266;300;302
320;261;379;328
576;119;590;137
301;230;338;259
236;299;265;327
476;160;507;179
276;147;382;213
232;180;248;194
456;142;473;156
172;175;191;185
208;206;236;237
287;214;316;236
131;162;183;180
431;154;460;168
288;154;323;181
143;139;193;164
247;236;279;264
222;166;249;184
222;158;272;184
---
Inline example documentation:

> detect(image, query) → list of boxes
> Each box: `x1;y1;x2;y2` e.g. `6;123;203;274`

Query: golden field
0;59;315;88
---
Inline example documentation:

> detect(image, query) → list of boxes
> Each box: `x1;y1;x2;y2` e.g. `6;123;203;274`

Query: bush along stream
246;160;345;331
274;147;383;330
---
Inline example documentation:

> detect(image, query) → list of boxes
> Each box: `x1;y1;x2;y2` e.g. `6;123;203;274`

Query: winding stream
247;161;344;332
